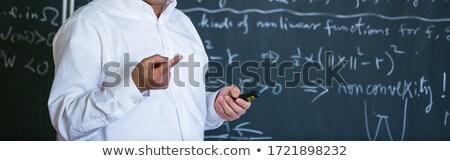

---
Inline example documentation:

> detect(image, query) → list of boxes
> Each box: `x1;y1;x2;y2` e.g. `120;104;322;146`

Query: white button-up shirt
48;0;224;141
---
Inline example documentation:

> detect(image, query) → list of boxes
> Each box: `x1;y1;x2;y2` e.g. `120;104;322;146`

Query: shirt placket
157;18;191;140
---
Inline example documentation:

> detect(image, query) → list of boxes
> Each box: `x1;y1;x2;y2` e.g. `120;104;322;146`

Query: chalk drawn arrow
204;122;272;141
300;84;329;103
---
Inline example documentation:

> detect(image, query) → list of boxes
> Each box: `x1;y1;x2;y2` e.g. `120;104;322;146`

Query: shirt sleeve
48;17;144;141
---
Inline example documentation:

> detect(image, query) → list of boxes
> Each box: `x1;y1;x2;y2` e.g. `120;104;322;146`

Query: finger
159;55;183;74
216;96;234;121
235;98;251;109
168;54;183;68
218;95;239;119
144;54;169;67
225;96;246;116
215;96;233;121
149;55;182;87
228;85;241;98
149;68;170;88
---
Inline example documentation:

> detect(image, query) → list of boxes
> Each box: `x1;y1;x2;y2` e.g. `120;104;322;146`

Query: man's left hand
214;85;251;121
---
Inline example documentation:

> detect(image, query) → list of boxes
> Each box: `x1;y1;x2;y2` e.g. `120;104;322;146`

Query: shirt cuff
205;90;225;130
106;70;145;117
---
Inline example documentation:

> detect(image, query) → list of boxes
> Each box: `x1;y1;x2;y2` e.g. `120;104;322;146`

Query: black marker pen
236;91;260;102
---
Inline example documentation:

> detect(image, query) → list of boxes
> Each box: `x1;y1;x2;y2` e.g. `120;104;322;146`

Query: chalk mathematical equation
290;45;410;76
0;5;59;76
0;26;55;47
205;44;429;102
0;50;49;75
0;6;60;27
206;47;284;96
0;6;59;46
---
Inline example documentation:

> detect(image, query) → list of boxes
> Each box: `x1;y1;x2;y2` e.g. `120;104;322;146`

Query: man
48;0;251;141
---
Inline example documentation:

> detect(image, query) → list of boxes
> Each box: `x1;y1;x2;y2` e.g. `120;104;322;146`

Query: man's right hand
132;54;183;92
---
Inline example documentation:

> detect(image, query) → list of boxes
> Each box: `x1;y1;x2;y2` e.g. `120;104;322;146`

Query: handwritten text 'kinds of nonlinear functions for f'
183;0;450;39
191;13;450;40
0;50;49;76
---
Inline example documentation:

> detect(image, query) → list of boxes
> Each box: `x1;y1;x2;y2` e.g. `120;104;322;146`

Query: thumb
228;85;240;98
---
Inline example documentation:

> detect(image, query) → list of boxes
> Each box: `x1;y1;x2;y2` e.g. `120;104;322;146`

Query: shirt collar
139;0;177;22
